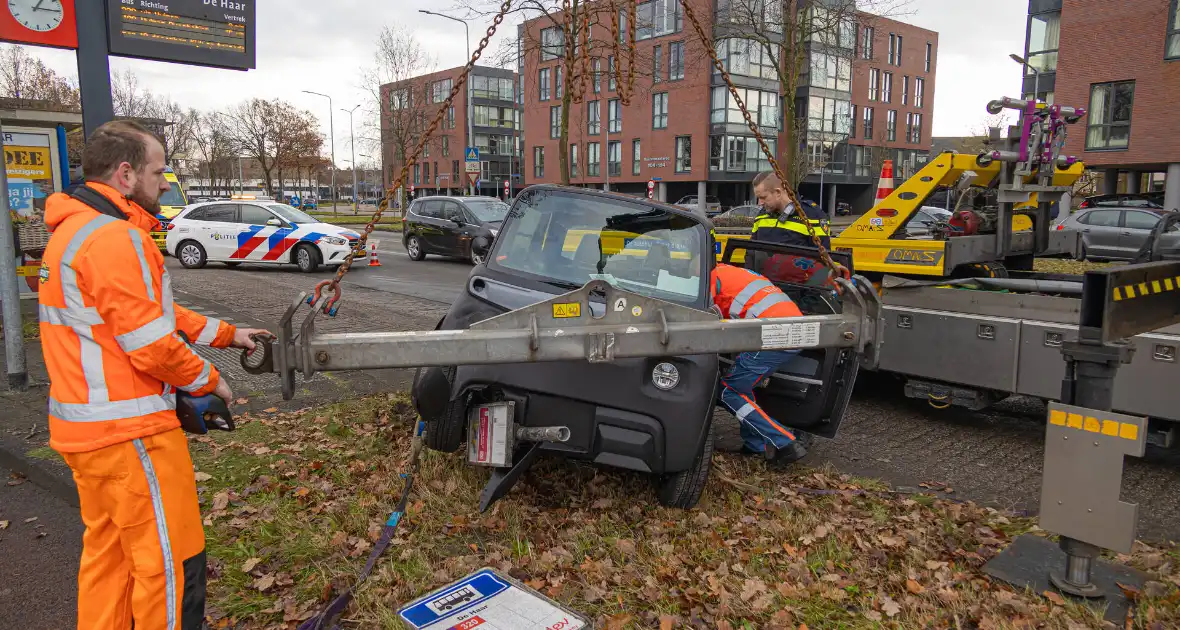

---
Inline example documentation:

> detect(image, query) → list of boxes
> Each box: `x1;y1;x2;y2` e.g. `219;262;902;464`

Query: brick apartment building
518;0;937;212
379;65;522;199
1021;0;1180;209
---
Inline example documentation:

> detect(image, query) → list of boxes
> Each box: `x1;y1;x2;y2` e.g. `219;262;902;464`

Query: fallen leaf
235;398;249;405
36;531;47;538
605;614;632;630
23;517;37;523
241;557;262;573
211;492;229;511
253;446;272;455
253;574;276;591
7;477;25;486
0;521;8;529
263;407;278;413
1143;581;1169;599
615;539;636;555
906;579;926;594
813;524;829;539
1042;590;1066;606
881;594;901;617
329;531;347;547
659;615;675;630
194;472;213;482
864;610;883;621
925;560;948;571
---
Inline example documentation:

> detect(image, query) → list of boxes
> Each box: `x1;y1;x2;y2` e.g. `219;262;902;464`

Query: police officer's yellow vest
751;214;829;238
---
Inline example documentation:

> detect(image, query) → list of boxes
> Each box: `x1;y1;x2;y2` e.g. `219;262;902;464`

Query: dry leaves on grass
189;394;1180;630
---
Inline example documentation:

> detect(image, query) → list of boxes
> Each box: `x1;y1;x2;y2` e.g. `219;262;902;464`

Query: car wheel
177;241;207;269
224;262;241;268
294;244;320;273
657;418;715;509
406;235;426;261
424;367;467;453
470;247;486;266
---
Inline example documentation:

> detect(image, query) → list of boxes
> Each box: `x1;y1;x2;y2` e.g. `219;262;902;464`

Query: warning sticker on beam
398;568;588;629
761;322;820;349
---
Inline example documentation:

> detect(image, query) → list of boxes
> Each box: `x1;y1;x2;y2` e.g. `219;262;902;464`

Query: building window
809;53;852;91
593;58;602;92
807;96;852;134
608;56;617;91
588;100;601;135
587;142;601;177
431;79;451;104
902;76;909;105
423;161;430;185
533;147;545;178
550;105;562;139
869;68;880;101
888;33;896;65
863;106;874;139
632;139;641;175
883;71;893;103
442;136;449;156
608;141;622;177
1086;81;1134;150
711;86;779;129
474;105;516;128
905;112;913;144
608;98;622;133
539;68;551;101
710;135;777;173
652;93;669;129
446;106;455;129
424;143;430;158
570;144;579;178
1169;0;1180;59
717;38;777;80
471;76;515;100
912;113;923;144
452;160;460;182
925;42;932;72
675;136;691;173
1026;11;1060;73
669;41;684;80
887;109;897;141
895;35;902;65
850;104;857;137
861;26;874;59
556;65;564;97
413;163;420;186
631;0;683;42
653;44;663;82
915;77;925;108
390;88;410;110
541;27;564;61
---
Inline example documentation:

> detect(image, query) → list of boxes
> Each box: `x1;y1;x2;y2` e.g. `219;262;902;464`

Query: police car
165;198;364;272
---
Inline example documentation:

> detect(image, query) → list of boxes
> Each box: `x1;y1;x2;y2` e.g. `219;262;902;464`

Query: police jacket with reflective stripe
39;183;237;453
751;212;831;249
709;263;803;320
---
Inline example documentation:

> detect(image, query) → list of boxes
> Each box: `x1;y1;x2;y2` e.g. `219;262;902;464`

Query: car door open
719;239;860;439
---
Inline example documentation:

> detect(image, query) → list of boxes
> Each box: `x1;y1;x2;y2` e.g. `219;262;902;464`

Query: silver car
1055;207;1179;261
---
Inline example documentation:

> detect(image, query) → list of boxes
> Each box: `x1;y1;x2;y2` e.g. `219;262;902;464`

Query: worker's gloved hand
231;328;274;356
213;375;234;405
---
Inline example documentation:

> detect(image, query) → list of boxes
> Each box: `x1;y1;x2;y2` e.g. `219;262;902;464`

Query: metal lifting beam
246;278;883;401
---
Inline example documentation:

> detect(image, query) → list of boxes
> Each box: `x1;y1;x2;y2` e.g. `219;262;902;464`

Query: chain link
679;0;847;283
318;0;515;308
608;0;638;106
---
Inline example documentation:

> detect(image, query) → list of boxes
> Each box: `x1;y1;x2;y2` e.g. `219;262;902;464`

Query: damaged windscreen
489;189;708;305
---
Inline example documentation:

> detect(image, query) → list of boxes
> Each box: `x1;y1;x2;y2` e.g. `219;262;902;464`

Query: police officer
750;172;831;249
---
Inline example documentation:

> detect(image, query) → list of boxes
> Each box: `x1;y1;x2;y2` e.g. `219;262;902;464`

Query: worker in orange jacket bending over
39;120;270;630
710;262;809;467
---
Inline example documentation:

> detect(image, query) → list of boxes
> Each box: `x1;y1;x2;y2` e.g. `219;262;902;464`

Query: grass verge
0;316;40;341
193;395;1180;629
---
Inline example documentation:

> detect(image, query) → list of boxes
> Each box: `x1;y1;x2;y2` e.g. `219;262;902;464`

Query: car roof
1081;206;1169;213
522;184;710;222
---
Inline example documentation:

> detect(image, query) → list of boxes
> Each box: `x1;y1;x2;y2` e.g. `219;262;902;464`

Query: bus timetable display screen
106;0;256;70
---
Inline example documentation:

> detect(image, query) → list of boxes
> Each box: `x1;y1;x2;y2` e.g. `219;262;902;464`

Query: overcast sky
24;0;1030;165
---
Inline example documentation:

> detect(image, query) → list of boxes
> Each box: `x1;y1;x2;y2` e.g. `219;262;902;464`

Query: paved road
165;242;1180;542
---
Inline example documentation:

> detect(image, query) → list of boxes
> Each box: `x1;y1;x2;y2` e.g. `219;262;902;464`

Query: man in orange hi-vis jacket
39;120;270;630
711;262;809;467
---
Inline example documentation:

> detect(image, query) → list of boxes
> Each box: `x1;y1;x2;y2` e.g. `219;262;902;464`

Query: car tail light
1055;223;1064;230
1080;200;1092;209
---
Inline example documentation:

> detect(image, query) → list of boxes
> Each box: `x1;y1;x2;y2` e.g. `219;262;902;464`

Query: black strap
69;185;129;221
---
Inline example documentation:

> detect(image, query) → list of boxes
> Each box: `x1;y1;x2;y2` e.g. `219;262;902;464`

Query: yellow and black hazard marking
1048;408;1139;441
1112;275;1180;301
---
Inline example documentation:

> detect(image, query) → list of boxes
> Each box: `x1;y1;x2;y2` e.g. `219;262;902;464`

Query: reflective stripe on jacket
709;263;803;319
40;183;237;453
751;213;831;248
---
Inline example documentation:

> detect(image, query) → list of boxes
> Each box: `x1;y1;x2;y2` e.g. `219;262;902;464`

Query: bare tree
223;99;285;195
190;110;241;197
0;44;80;111
148;98;199;167
111;67;157;119
361;25;436;204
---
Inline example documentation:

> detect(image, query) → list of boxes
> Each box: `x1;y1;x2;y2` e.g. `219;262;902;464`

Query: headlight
319;236;347;246
652;362;680;390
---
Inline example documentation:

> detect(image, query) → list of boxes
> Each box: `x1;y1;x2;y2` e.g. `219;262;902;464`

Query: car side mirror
472;235;491;257
266;218;281;227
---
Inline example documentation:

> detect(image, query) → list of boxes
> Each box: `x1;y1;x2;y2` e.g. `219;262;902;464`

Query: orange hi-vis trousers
62;428;206;630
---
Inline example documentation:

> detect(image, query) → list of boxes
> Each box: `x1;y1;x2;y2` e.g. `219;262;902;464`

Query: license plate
468;401;515;467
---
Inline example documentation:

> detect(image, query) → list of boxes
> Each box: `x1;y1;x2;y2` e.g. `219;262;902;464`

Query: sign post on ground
465;147;480;196
0;122;27;390
647;179;655;200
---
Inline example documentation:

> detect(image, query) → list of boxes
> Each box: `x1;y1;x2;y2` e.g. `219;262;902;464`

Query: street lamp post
302;90;337;217
1010;53;1040;103
419;9;473;196
341;105;360;215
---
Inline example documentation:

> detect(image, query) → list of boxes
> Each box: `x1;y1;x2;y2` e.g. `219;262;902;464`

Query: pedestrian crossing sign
465;147;480;162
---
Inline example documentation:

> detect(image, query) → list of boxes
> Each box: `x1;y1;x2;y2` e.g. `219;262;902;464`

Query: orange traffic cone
368;241;382;267
874;159;896;204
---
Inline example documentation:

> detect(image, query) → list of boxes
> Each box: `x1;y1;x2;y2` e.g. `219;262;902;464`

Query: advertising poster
4;130;59;294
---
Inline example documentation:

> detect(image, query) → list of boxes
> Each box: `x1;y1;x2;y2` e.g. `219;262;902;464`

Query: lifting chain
679;0;849;285
608;0;638;106
564;0;593;105
312;0;515;312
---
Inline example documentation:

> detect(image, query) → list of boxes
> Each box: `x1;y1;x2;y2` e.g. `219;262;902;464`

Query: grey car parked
1055;207;1179;261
